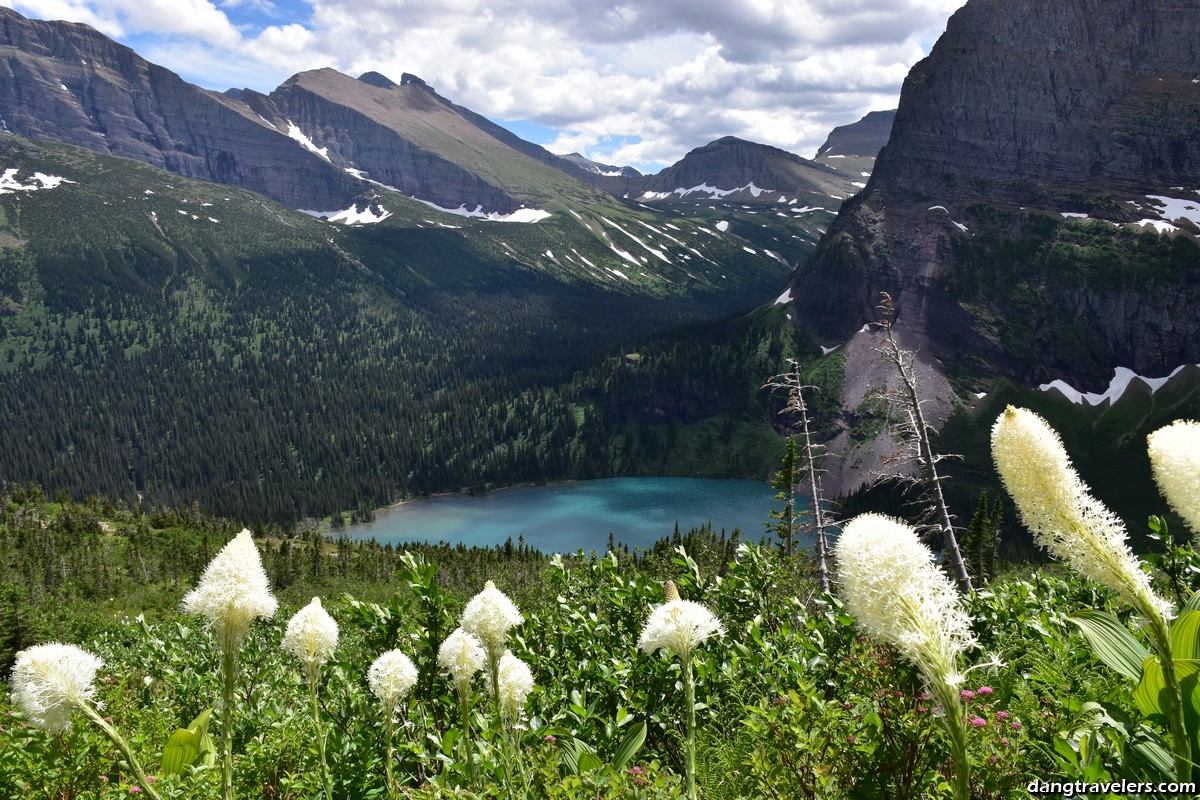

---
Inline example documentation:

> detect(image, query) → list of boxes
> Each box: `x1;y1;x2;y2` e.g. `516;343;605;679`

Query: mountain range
2;0;1197;529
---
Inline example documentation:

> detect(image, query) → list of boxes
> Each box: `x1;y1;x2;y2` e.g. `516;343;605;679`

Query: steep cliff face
0;8;360;210
789;0;1200;391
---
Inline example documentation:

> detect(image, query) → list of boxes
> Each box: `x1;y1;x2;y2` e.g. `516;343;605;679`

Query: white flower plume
992;406;1170;623
835;513;975;690
11;643;105;732
461;580;523;657
368;650;418;713
182;529;278;652
282;597;339;680
438;627;486;695
493;650;534;723
638;591;724;663
1148;419;1200;536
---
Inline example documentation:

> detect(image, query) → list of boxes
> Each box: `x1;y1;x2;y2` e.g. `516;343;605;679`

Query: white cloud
9;0;970;172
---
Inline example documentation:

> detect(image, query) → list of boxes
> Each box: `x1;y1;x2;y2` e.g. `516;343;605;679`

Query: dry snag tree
764;361;833;593
873;293;973;594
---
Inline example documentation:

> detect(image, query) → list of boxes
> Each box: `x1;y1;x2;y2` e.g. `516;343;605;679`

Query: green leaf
1135;656;1167;719
611;721;646;771
558;738;597;777
1184;591;1200;614
1134;656;1200;754
162;708;216;774
161;728;201;776
1068;611;1150;682
577;751;603;773
1172;611;1200;660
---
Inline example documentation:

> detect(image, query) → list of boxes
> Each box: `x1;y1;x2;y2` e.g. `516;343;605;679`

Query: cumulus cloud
8;0;969;171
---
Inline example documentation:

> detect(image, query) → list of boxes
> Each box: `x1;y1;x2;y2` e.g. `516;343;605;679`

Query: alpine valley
0;0;1197;536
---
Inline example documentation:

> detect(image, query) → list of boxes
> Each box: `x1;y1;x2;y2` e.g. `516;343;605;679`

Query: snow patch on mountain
300;205;392;225
1039;365;1199;406
0;168;76;193
285;121;330;161
415;200;551;223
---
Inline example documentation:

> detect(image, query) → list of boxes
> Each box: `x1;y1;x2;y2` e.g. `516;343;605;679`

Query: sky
4;0;969;173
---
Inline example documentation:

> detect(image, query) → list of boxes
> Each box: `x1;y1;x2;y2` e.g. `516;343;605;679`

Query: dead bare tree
764;361;834;593
873;293;973;594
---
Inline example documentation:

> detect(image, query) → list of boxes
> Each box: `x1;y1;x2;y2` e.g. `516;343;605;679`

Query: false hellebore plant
281;597;339;800
12;643;165;800
835;513;977;800
993;407;1198;783
183;528;278;800
638;580;724;800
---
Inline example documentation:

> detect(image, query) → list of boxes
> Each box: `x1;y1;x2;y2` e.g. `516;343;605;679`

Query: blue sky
4;0;968;173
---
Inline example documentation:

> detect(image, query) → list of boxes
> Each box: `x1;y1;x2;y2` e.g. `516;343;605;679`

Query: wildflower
996;710;1010;720
182;529;277;653
282;597;339;682
367;650;418;714
1000;738;1011;747
970;717;987;728
960;690;976;701
142;676;154;688
1010;720;1021;730
494;651;534;724
836;512;975;800
835;514;975;691
438;628;486;694
1148;420;1200;535
977;686;993;696
637;591;725;663
11;643;104;732
461;580;523;657
991;407;1171;624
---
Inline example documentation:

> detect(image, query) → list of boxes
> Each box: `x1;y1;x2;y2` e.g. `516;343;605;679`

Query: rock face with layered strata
0;7;360;210
788;0;1200;391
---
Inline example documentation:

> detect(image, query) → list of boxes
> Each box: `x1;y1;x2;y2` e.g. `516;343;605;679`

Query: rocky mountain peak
357;71;398;89
790;0;1200;379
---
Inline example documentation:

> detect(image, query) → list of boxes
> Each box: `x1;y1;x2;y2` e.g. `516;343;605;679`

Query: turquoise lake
343;477;794;553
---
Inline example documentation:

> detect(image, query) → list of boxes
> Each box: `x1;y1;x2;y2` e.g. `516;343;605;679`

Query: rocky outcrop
815;110;895;159
788;0;1200;391
0;7;360;210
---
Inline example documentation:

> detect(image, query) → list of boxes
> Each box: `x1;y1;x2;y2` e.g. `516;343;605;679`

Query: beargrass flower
836;513;975;800
182;529;278;653
11;643;104;732
991;406;1170;623
438;628;486;694
282;597;339;682
461;580;523;657
493;651;534;724
12;644;164;799
638;581;723;800
637;583;725;663
836;514;975;688
368;650;418;714
1148;420;1200;535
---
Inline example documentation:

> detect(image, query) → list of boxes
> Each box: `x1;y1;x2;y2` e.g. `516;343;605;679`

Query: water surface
343;477;787;553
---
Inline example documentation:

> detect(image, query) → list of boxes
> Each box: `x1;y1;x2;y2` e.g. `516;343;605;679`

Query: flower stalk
834;514;976;800
638;580;723;800
183;529;278;800
992;406;1190;781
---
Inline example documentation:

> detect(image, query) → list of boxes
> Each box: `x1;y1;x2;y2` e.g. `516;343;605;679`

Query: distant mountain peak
815;110;895;158
357;71;398;90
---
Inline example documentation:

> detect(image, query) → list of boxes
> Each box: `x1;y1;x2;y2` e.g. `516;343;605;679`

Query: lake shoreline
339;476;786;555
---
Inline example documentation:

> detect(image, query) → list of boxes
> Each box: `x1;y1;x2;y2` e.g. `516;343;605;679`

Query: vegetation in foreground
2;414;1200;799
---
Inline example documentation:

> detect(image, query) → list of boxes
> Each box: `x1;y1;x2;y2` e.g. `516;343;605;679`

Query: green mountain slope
0;135;797;523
